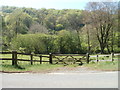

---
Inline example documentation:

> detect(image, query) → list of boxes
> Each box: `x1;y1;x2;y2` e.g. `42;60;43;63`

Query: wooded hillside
0;2;120;54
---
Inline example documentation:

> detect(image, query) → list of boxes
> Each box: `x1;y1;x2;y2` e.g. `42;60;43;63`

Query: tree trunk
111;29;114;53
87;29;90;53
100;44;105;54
76;30;82;53
106;44;111;54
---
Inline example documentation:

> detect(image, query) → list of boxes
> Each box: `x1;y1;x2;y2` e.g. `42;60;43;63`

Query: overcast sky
0;0;119;10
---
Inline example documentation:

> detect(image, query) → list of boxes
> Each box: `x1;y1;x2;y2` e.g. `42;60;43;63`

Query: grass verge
84;60;119;71
0;64;64;73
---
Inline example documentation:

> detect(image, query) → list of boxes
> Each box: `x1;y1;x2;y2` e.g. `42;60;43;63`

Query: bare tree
85;2;117;54
28;22;48;34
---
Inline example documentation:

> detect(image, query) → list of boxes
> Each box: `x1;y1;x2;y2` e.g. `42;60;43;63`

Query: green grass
1;64;63;72
84;60;119;71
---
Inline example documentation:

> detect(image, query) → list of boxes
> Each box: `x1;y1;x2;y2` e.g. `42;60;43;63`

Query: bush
11;34;58;54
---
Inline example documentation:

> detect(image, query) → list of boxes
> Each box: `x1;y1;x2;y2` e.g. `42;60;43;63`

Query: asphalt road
2;71;118;88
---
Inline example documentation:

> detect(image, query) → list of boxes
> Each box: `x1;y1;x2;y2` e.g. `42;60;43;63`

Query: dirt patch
49;66;102;73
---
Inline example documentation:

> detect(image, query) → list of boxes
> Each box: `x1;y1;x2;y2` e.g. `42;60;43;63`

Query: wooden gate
52;54;88;65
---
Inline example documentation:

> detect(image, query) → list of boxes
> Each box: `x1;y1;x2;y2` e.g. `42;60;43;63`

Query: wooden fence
89;53;120;62
0;51;89;66
0;51;119;66
0;51;50;66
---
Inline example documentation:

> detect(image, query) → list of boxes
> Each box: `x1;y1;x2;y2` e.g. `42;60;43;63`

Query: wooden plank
114;53;120;56
86;53;89;64
38;54;49;56
40;56;42;64
0;58;12;60
30;54;33;65
0;58;49;62
14;51;18;66
42;61;49;62
52;54;86;56
0;52;12;54
17;53;32;55
17;59;30;61
34;54;49;56
12;51;18;66
12;51;14;65
49;53;53;64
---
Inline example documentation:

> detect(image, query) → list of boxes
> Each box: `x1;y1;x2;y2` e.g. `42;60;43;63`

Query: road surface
2;71;118;88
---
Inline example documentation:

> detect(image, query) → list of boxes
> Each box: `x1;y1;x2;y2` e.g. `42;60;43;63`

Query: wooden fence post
12;51;17;66
49;53;53;64
40;56;42;64
111;53;114;62
86;53;89;64
14;51;17;66
12;51;15;65
30;54;33;65
96;55;99;62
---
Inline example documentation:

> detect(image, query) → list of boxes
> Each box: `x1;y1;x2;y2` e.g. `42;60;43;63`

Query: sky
0;0;119;10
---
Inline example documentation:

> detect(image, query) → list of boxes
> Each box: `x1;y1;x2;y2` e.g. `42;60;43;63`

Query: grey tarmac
2;71;118;88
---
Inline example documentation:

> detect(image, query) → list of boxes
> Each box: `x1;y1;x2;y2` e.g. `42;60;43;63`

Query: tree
6;9;33;35
82;10;91;53
44;11;58;31
65;11;84;53
57;30;80;54
0;14;14;50
36;8;48;25
86;2;117;53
